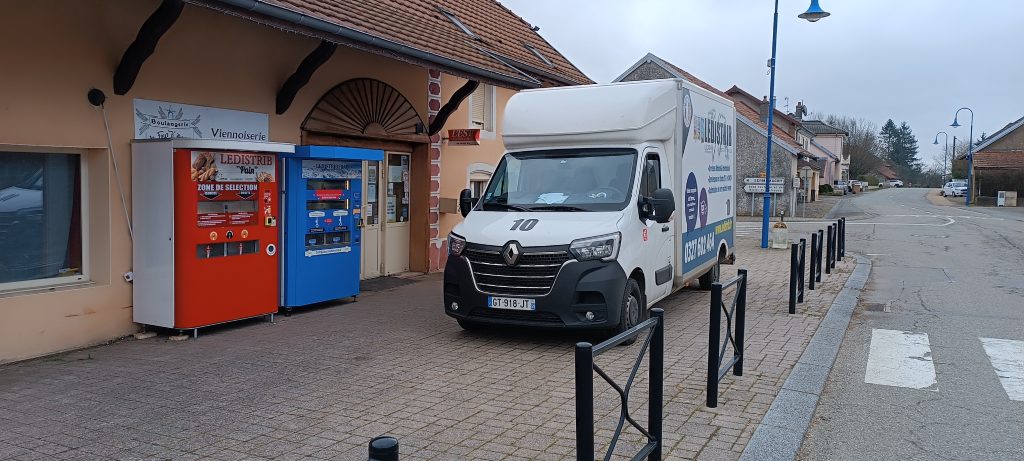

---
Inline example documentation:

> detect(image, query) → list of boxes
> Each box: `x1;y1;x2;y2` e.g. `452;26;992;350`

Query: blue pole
762;0;781;248
966;114;974;207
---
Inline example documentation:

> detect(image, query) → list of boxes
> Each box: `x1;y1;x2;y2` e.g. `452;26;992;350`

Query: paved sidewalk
0;233;854;461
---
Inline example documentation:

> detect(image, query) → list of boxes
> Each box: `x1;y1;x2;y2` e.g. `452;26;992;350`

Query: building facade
0;0;588;362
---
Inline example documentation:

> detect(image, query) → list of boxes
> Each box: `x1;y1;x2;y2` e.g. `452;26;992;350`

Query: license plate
487;296;536;311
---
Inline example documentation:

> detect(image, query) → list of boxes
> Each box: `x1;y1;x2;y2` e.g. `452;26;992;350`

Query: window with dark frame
437;7;479;40
524;43;555;67
0;151;83;287
640;153;662;198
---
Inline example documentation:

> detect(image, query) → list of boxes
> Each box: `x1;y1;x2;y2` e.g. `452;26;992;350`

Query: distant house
800;119;849;180
612;53;813;216
970;115;1024;201
874;163;899;181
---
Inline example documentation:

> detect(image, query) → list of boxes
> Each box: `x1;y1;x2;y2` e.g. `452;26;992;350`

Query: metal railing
707;270;748;408
576;308;664;461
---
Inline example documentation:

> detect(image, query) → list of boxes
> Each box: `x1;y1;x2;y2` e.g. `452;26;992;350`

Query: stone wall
736;121;798;217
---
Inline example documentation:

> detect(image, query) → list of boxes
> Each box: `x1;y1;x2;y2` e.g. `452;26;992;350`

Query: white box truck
444;79;736;336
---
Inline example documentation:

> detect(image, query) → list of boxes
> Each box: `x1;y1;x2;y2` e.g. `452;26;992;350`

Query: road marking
980;338;1024;402
864;329;937;390
865;253;889;256
847;217;955;227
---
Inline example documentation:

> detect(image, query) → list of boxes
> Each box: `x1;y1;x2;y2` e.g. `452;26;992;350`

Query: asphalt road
797;188;1024;460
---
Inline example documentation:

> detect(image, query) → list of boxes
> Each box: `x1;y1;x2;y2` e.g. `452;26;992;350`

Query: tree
879;119;899;161
823;114;883;178
895;121;921;171
878;120;923;182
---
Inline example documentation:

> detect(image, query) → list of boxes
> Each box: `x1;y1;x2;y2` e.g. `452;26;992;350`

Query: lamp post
761;0;830;249
933;131;948;183
951;107;974;206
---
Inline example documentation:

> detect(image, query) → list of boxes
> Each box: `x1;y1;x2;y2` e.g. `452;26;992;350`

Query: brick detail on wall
428;70;444;272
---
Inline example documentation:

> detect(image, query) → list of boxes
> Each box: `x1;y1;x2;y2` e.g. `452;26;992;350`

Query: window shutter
470;85;486;128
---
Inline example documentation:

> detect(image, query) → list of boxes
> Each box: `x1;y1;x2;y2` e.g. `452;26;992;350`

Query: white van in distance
444;79;737;336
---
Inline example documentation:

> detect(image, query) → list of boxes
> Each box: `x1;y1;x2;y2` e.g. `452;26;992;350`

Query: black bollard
368;436;399;461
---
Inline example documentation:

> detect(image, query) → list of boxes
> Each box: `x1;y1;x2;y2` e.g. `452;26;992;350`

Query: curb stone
739;254;871;461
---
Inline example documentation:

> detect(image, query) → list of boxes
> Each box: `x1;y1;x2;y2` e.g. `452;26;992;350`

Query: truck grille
463;246;571;297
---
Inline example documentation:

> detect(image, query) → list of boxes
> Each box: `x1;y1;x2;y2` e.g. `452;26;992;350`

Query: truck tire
613;279;645;345
698;257;721;290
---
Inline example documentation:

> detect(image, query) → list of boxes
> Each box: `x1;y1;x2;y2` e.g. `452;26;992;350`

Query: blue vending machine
280;146;384;312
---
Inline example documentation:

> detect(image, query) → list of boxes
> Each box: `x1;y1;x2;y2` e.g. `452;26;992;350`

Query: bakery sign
447;129;481;146
133;98;269;141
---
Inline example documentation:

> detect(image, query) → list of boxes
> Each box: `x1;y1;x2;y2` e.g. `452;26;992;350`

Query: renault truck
443;79;736;336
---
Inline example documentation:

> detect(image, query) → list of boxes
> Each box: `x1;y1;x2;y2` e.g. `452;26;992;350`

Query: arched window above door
302;78;427;143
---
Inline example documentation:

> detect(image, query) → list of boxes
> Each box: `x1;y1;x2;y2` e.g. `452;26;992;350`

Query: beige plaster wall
0;0;429;362
436;77;516;241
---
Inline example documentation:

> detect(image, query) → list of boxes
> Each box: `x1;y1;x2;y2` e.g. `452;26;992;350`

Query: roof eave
975;116;1024;151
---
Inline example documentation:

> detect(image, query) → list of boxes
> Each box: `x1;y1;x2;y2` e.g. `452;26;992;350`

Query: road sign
744;177;784;186
743;184;784;194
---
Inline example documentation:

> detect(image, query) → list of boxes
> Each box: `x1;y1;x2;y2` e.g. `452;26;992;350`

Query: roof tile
257;0;592;86
973;151;1024;169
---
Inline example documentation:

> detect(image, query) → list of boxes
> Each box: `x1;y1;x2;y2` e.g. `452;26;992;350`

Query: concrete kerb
739;253;872;461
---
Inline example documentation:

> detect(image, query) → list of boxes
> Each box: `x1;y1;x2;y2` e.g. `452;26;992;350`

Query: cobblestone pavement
0;233;854;461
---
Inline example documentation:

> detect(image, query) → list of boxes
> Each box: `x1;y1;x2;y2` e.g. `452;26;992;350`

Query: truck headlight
448;233;467;257
570;232;620;261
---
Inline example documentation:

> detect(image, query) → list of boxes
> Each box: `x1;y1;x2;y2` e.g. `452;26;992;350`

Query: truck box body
444;79;736;332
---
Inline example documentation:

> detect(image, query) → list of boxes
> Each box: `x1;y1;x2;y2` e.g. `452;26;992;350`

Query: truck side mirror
459;189;474;217
651;188;675;224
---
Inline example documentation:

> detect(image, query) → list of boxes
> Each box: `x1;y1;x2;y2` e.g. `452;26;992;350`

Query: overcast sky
501;0;1022;165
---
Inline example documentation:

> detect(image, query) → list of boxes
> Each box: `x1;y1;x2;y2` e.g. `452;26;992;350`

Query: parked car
886;179;904;187
848;180;862;193
941;181;968;197
833;180;849;195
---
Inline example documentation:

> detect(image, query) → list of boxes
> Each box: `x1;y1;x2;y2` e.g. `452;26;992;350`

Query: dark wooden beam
276;40;337;115
428;80;479;136
113;0;184;95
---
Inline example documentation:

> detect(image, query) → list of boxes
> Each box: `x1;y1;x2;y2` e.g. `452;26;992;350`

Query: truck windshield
480;148;638;212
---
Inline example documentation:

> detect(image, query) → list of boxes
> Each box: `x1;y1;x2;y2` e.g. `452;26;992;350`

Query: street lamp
933;131;948;183
762;0;831;248
951;107;974;206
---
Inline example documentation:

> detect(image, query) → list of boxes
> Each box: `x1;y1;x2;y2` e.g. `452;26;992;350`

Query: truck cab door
639;150;674;304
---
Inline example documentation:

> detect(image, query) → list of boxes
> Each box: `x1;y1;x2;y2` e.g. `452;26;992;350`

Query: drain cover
863;302;894;313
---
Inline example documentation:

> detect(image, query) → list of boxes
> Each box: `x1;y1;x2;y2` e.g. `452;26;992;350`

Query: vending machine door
282;158;363;307
173;148;279;328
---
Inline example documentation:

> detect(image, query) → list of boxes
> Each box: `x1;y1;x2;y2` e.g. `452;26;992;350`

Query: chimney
759;96;770;123
795;101;807;120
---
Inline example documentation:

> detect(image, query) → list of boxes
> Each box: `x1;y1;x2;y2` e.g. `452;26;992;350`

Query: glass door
360;161;383;279
383;152;410;274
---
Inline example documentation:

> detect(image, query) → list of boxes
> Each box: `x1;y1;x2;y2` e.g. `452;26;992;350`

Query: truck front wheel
613;279;645;345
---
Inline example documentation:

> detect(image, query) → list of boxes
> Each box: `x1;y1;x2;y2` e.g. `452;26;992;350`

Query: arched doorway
302;78;429;278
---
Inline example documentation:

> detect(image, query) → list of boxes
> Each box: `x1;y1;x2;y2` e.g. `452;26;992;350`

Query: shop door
361;161;383;279
383;152;410;274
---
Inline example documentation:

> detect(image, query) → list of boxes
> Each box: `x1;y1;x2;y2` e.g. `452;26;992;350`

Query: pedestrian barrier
576;308;664;461
707;269;747;408
789;239;806;314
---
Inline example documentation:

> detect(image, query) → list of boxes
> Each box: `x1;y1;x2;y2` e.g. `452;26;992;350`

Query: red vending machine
132;139;294;336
